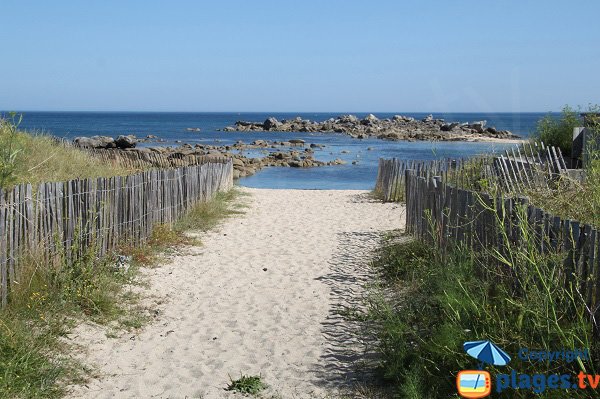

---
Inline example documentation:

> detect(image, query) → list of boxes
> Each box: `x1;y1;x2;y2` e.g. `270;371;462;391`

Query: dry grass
0;115;137;189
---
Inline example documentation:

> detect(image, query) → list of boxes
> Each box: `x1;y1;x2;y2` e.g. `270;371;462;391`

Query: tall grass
0;244;134;398
525;115;600;228
362;192;597;398
0;114;136;189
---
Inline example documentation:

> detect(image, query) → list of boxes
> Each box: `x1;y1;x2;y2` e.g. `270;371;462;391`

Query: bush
533;105;581;156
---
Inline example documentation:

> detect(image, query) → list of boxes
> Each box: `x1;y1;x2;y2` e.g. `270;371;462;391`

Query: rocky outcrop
86;138;350;180
73;136;117;149
220;114;519;141
115;135;137;148
74;135;138;149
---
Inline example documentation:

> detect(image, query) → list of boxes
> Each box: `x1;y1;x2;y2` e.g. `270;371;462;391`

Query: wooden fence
51;136;229;170
375;143;569;202
83;148;228;170
404;170;600;335
374;158;461;202
0;158;233;306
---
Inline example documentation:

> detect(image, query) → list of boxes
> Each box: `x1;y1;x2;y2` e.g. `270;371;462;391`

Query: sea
12;112;549;190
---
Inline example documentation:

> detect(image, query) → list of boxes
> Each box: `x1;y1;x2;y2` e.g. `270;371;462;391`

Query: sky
1;0;599;112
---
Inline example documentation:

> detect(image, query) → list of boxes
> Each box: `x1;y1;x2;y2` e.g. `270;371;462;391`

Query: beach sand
66;188;404;398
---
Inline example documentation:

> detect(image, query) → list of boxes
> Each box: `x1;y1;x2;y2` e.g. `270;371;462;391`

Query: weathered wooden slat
0;159;233;306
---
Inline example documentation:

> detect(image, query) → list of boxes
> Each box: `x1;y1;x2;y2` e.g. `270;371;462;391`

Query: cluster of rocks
221;114;518;141
73;136;348;179
73;134;139;149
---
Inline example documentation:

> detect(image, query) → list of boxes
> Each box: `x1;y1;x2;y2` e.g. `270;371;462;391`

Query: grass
358;230;598;398
532;105;582;156
0;247;135;398
0;188;244;398
174;188;248;232
226;374;267;395
524;167;600;228
0;114;137;189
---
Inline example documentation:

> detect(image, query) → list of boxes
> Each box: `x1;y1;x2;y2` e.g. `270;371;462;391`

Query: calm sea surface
13;112;547;190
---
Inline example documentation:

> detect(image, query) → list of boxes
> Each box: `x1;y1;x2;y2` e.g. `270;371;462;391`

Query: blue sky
1;1;599;112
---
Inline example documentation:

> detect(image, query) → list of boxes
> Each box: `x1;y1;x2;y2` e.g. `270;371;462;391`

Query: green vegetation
174;188;247;233
362;231;596;398
226;374;268;395
0;246;140;398
525;110;600;228
0;114;136;189
532;105;581;156
0;113;245;398
0;189;242;397
525;166;600;228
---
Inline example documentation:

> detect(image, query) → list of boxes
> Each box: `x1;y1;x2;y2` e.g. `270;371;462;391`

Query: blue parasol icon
463;340;511;367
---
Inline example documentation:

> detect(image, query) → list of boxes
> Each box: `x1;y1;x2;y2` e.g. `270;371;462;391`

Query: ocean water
12;111;548;190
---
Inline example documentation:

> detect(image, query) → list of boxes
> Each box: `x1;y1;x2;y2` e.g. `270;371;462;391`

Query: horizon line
1;109;559;114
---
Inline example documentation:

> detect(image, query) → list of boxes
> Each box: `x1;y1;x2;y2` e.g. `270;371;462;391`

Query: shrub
226;374;267;395
533;105;580;156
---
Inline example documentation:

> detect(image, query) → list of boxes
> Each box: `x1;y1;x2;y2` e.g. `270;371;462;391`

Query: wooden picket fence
374;158;463;202
83;148;227;170
0;158;233;306
404;170;600;335
50;136;228;170
375;143;569;202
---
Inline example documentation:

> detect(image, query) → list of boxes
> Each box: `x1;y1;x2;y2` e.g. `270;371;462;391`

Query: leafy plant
533;105;580;156
226;374;267;395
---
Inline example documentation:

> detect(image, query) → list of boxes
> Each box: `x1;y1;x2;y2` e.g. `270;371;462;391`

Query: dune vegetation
0;113;136;189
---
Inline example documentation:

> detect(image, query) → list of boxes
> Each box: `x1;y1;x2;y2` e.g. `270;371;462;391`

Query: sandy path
67;188;404;398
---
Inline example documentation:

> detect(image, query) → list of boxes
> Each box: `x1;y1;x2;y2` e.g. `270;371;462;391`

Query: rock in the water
263;117;281;130
361;113;379;125
469;121;487;133
224;114;517;142
337;114;359;123
440;122;460;132
73;136;116;149
115;135;137;149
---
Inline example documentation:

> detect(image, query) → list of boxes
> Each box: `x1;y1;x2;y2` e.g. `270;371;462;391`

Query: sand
450;135;526;144
66;188;404;398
